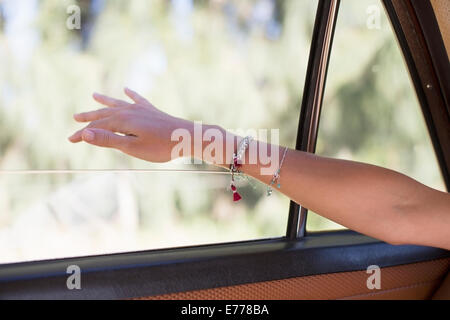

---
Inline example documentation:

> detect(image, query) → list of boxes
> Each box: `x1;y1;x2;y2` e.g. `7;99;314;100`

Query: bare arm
69;89;450;249
239;143;450;249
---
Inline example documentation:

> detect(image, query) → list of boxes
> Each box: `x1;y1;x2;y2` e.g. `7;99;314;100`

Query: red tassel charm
228;136;253;203
233;156;242;169
230;183;242;202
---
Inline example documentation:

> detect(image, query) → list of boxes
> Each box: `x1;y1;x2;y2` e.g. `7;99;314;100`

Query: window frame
383;0;450;190
286;0;340;238
300;0;450;235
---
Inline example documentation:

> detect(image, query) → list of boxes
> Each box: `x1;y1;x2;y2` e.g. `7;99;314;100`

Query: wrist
186;122;237;167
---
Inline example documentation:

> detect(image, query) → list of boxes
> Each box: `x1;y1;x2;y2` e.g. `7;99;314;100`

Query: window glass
307;0;446;232
0;0;316;263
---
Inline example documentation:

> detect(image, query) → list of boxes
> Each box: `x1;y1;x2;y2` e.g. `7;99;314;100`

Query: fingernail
82;129;95;142
68;133;77;142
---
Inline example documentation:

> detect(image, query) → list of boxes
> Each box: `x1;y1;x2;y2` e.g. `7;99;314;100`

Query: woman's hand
68;88;192;163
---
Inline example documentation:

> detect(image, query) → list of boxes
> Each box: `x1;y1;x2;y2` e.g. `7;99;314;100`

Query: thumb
82;128;132;151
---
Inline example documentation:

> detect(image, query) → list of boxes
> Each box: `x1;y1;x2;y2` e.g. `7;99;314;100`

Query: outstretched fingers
70;88;150;150
124;87;149;105
74;108;117;122
93;92;130;108
68;117;126;143
79;128;134;151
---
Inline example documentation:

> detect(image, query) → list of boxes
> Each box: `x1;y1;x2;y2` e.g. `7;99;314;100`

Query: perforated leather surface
431;0;450;57
432;271;450;300
136;258;449;300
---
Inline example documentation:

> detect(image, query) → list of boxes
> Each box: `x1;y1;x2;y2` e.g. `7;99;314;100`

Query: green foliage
0;0;445;261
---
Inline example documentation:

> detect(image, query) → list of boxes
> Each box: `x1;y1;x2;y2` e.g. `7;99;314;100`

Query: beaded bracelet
229;138;288;201
229;136;253;202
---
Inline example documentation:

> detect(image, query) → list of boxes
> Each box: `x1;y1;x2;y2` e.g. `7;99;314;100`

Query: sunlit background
0;0;445;263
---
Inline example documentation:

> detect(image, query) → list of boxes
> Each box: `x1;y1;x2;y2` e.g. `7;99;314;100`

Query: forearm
261;151;449;249
192;124;450;248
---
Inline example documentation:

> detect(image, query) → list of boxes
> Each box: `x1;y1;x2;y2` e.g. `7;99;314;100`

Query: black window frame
286;0;339;238
0;0;449;299
297;0;450;235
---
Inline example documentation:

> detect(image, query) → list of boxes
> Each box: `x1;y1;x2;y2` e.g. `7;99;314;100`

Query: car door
0;0;449;300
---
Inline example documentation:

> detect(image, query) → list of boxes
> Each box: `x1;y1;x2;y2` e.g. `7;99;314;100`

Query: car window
0;0;317;263
307;0;447;232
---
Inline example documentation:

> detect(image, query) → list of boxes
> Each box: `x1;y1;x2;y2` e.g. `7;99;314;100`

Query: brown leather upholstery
432;271;450;300
136;258;449;300
431;0;450;57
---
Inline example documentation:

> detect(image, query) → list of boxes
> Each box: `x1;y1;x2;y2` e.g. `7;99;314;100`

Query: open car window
0;0;318;263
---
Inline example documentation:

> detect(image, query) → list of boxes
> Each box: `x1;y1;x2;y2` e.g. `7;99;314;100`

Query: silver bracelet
267;147;288;196
229;136;253;202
